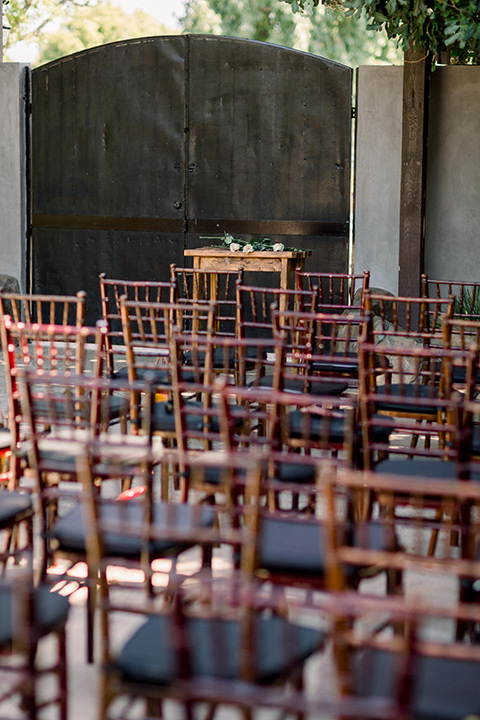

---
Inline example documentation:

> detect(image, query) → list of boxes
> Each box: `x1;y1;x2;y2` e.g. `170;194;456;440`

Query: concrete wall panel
425;67;480;281
355;64;480;291
353;66;403;293
0;63;28;291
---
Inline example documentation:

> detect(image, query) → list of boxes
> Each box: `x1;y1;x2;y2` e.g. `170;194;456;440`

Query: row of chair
1;268;480;719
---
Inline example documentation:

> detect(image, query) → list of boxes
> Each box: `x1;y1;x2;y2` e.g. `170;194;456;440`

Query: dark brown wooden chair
357;338;476;550
170;263;241;338
235;279;318;339
363;290;454;348
360;294;456;449
272;305;367;392
0;292;87;486
210;436;399;601
295;268;370;311
442;315;480;396
99;274;175;380
79;448;328;720
323;465;480;719
19;368;217;664
0;317;110;488
0;569;70;720
422;273;480;321
119;296;218;443
0;290;86;327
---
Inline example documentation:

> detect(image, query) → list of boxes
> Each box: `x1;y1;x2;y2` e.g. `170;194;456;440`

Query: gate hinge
351;106;356;119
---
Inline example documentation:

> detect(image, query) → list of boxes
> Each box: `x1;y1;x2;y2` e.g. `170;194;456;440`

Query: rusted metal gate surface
32;35;352;325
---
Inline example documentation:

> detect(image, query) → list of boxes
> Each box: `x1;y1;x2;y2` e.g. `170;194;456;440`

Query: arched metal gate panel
32;35;352;325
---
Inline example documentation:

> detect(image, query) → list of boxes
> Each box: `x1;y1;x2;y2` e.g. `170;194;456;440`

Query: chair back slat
170;264;241;338
0;290;86;327
295;269;370;310
272;305;367;390
422;273;480;321
364;291;454;343
99;274;175;377
1;317;105;485
235;281;317;340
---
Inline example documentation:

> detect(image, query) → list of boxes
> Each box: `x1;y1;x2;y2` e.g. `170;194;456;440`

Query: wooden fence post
398;44;431;298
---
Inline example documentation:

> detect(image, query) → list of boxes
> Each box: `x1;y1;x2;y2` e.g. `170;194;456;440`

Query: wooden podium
183;246;312;290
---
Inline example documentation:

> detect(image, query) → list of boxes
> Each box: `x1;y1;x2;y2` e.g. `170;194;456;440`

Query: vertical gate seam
183;34;191;247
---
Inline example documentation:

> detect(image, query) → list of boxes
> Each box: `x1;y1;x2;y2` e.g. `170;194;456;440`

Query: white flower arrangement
200;232;301;252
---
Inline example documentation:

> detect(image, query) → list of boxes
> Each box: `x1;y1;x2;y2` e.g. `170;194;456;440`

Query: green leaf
445;30;462;44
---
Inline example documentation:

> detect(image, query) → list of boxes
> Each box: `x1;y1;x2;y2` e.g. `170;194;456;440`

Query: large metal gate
31;34;353;325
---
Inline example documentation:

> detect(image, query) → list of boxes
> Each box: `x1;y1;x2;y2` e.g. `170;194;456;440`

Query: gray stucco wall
354;64;480;292
0;63;28;291
425;67;480;281
353;66;403;293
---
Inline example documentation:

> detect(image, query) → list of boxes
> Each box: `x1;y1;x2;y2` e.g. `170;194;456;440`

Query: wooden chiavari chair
357;338;477;551
99;274;175;380
422;273;480;321
324;465;480;718
295;268;370;311
78;449;328;720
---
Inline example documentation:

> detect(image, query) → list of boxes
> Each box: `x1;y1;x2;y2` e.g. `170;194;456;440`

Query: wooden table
183;246;312;290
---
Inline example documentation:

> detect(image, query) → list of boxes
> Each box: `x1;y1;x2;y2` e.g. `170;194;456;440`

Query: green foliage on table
200;232;302;252
280;0;480;64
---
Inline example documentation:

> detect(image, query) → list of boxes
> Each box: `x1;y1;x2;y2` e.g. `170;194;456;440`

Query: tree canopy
179;0;401;66
2;0;102;46
35;1;169;65
280;0;480;63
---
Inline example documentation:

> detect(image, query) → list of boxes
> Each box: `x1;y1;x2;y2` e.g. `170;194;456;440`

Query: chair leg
22;637;38;720
146;698;163;718
203;703;218;720
292;667;305;720
58;629;68;720
427;508;444;557
86;584;96;664
100;671;115;720
183;700;195;720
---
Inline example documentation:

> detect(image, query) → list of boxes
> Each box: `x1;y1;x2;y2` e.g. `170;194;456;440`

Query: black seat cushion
355;647;480;720
376;458;460;480
311;354;359;376
0;582;70;647
184;346;236;371
375;384;441;416
114;612;325;686
115;363;211;385
102;394;130;420
288;409;391;446
273;461;316;484
287;408;351;445
194;460;316;487
470;423;480;456
0;428;11;451
259;517;396;579
452;363;480;385
151;400;221;435
0;491;33;529
52;500;215;558
256;376;349;396
113;365;170;384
